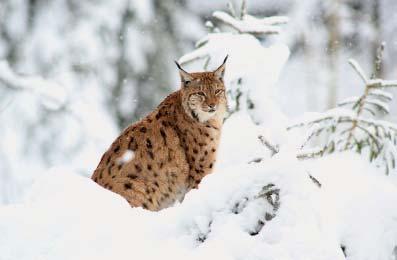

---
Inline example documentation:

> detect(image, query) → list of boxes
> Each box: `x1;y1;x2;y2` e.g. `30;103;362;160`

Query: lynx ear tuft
214;55;228;81
175;61;194;86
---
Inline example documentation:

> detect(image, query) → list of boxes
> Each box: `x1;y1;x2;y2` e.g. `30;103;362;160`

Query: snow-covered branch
213;11;288;35
287;116;335;130
0;61;67;110
286;56;397;174
348;59;368;83
292;113;397;135
337;96;361;107
297;145;331;160
349;59;397;89
368;89;393;101
368;79;397;88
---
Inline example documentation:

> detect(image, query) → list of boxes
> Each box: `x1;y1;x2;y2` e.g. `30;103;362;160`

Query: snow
369;89;393;102
179;32;289;127
306;153;397;260
337;96;360;107
117;149;135;164
0;154;312;260
368;79;397;88
212;11;288;35
348;59;397;89
1;78;397;258
1;2;397;260
217;112;271;167
365;98;390;114
348;59;369;83
2;140;397;260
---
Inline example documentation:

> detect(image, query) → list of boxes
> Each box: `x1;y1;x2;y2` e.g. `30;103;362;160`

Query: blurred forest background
0;0;396;204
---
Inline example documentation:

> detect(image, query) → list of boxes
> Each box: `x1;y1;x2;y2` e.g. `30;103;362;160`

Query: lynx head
176;56;228;123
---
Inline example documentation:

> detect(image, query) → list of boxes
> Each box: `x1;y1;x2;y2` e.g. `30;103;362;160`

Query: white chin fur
195;105;226;123
196;110;216;123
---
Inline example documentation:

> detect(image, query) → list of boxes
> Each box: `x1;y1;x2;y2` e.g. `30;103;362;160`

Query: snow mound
0;157;340;260
1;111;397;259
307;153;397;260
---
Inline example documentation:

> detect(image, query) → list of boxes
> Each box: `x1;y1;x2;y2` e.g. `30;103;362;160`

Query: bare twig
240;0;247;19
258;135;279;156
300;130;320;149
373;42;385;79
308;173;322;188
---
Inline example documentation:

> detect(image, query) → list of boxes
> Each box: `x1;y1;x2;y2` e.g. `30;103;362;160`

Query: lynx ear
213;55;228;81
175;61;194;86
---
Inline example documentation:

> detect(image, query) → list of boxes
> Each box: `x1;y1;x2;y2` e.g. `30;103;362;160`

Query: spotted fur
91;57;228;211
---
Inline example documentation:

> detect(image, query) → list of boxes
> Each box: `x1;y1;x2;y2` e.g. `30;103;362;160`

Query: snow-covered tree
178;0;289;126
289;50;397;174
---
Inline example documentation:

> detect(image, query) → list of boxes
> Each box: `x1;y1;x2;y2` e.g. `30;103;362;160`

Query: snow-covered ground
1;112;397;260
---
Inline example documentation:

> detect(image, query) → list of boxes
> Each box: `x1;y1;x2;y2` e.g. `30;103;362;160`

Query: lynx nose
208;103;216;112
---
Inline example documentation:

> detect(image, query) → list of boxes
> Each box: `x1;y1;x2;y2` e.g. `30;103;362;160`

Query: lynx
91;57;228;211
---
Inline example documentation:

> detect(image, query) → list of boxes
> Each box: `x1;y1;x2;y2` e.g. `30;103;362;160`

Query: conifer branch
287;52;397;174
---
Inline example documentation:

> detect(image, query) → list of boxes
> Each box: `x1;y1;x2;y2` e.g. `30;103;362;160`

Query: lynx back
92;57;228;211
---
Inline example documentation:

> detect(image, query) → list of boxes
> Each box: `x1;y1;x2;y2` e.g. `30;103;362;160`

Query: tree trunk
325;0;341;108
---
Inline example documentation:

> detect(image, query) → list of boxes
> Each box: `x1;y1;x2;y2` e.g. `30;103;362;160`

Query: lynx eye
196;91;206;97
215;89;224;96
